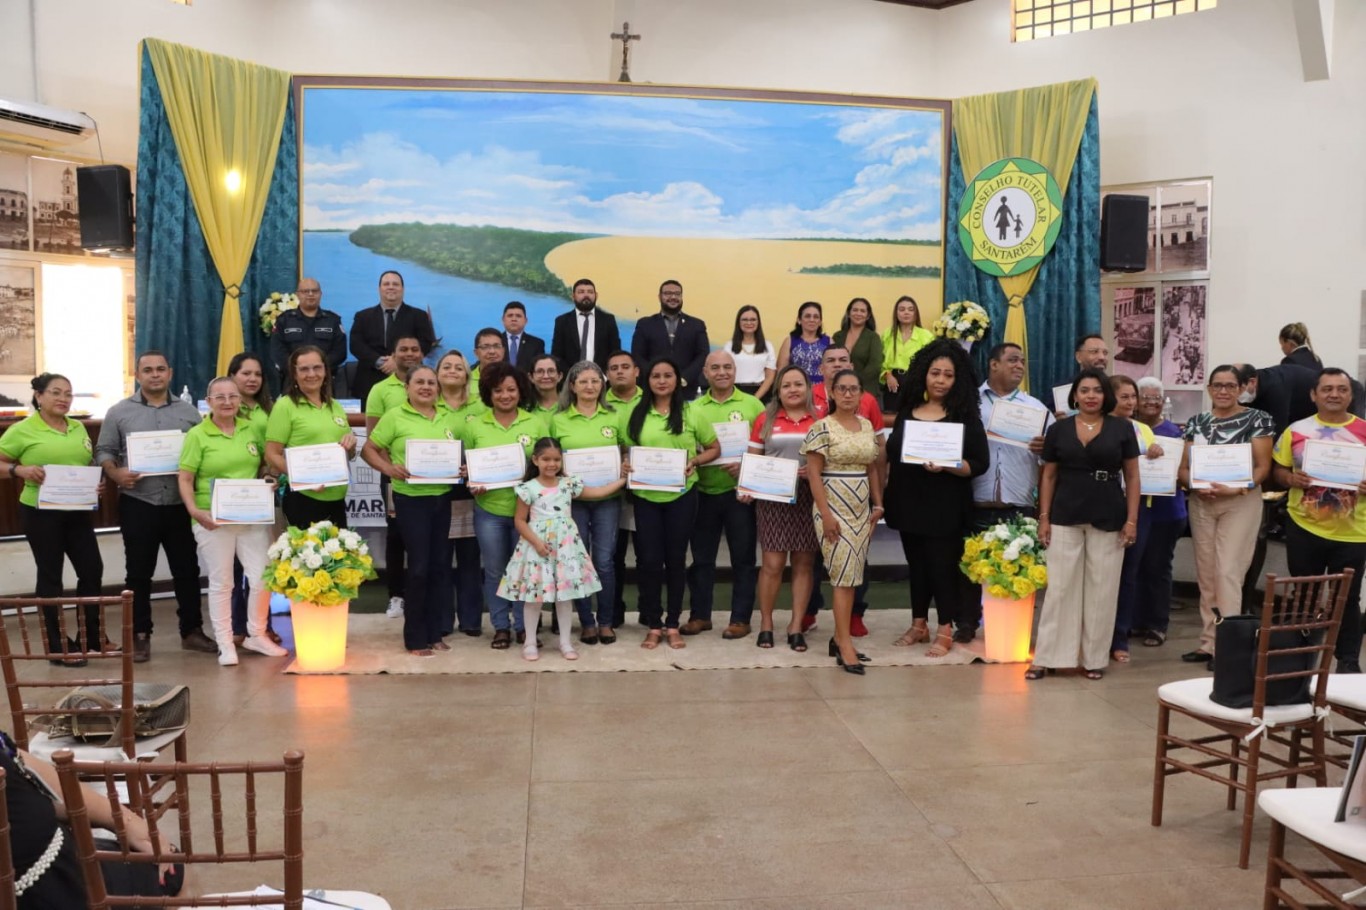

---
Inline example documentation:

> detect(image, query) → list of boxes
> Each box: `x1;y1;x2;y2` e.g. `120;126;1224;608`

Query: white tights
522;601;574;651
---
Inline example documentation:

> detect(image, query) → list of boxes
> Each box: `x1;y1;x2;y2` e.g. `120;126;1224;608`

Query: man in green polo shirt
682;350;762;636
364;335;426;431
604;350;642;627
468;328;507;390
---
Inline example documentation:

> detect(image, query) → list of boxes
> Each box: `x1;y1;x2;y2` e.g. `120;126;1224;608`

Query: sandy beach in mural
543;237;944;329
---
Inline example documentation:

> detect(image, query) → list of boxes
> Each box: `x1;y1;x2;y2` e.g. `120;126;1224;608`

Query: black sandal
756;630;775;649
1143;630;1167;647
787;632;808;652
491;629;511;650
1024;665;1052;680
1085;669;1105;680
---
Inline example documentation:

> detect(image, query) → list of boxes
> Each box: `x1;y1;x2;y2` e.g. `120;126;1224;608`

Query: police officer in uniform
269;277;346;385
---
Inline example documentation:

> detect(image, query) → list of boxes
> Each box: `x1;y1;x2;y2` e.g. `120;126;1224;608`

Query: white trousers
1034;523;1124;671
193;523;271;649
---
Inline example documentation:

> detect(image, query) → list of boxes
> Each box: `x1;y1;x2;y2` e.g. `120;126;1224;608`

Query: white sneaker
386;597;405;618
241;635;289;657
217;646;239;667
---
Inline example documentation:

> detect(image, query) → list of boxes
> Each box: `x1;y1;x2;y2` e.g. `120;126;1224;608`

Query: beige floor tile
522;771;975;906
533;666;820;705
530;698;877;782
987;866;1263;910
524;884;1003;909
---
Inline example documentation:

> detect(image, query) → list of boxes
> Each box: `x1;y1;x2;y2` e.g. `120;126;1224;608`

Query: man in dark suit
348;270;437;405
550;278;621;373
631;279;710;398
500;301;545;372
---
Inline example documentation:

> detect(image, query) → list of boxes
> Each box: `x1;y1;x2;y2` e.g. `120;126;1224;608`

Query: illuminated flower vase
960;515;1047;664
263;522;377;671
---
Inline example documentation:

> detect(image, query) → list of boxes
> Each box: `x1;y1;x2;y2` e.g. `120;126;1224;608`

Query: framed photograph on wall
0;151;30;252
0;263;38;380
1157;181;1210;274
1161;282;1207;386
29;157;82;255
1110;285;1156;380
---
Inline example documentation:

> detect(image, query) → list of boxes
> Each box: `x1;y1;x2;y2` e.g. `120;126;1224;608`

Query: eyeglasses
832;385;862;395
1208;382;1239;391
208;394;241;403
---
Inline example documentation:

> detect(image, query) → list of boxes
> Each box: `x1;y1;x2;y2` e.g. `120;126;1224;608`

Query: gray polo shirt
95;392;202;506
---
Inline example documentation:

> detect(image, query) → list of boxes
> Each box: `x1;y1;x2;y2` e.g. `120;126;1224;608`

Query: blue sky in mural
302;89;943;240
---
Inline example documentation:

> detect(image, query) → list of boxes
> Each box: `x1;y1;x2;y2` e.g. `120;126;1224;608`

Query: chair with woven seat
1152;570;1354;869
0;592;188;788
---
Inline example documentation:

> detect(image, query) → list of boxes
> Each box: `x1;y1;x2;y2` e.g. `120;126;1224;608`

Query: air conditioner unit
0;98;95;150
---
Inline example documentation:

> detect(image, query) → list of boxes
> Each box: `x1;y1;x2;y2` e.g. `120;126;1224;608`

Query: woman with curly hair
885;339;989;658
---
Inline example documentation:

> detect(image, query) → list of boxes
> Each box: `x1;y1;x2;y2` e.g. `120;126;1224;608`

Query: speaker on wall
76;164;134;252
1100;193;1148;272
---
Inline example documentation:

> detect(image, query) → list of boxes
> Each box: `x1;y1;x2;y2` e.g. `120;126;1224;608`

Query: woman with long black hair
729;305;776;400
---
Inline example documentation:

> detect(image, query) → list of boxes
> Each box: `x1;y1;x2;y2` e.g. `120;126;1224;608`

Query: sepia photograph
0;264;37;377
29;156;81;254
0;151;29;251
1111;286;1156;379
1157;181;1210;273
1161;283;1207;386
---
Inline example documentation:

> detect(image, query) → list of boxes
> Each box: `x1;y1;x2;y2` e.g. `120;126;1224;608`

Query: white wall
4;0;1361;375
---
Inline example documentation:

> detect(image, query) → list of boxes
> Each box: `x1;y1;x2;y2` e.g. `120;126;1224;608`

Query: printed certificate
737;453;799;504
986;400;1047;449
1052;383;1073;413
1189;443;1254;489
210;479;275;524
712;422;751;465
1302;439;1366;491
126;430;185;476
1139;447;1182;496
284;443;350;490
404;439;463;484
900;420;964;467
628;446;688;492
37;465;101;511
563;446;622;488
465;443;526;490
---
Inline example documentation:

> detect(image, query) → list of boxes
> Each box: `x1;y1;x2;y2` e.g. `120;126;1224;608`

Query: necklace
1080;419;1099;431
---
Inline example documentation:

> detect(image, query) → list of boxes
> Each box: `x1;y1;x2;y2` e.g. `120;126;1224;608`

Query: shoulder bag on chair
1209;612;1317;709
34;683;191;746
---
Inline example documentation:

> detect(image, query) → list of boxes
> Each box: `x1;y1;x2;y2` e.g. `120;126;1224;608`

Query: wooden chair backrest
51;750;306;909
0;592;136;757
0;768;15;910
1253;570;1354;714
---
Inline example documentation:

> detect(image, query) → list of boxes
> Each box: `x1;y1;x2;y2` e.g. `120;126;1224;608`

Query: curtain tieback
224;284;241;299
1007;294;1025;309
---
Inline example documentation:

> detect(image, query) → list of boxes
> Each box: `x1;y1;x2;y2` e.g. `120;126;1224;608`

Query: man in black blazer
630;279;710;398
349;270;437;404
500;301;546;372
550;278;622;373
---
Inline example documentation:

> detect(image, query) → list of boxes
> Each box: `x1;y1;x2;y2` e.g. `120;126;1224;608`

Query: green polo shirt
439;396;488;429
240;403;269;439
687;388;763;495
550;403;626;498
179;416;264;515
364;374;407;419
266;395;351;502
606;388;643;410
0;413;94;508
458;409;547;516
370;402;457;497
533;403;558;423
623;404;716;503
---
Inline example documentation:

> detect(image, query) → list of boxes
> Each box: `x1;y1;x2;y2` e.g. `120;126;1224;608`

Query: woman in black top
1030;369;1140;680
885;340;989;658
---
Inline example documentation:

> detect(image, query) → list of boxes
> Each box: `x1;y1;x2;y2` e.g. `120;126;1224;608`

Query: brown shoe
680;619;713;636
133;634;151;663
180;628;218;653
721;622;751;640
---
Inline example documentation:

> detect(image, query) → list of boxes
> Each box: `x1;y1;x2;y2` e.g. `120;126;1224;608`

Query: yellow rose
335;568;363;589
1012;577;1035;598
1028;565;1049;586
1000;561;1019;576
1019;553;1035;568
987;584;1010;598
312;569;332;588
963;538;982;559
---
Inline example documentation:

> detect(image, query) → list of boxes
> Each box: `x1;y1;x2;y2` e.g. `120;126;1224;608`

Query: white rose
304;553;323;569
1003;543;1022;562
322;539;342;555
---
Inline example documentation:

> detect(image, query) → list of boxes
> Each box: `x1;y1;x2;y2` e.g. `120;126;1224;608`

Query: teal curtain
135;46;298;398
943;93;1100;394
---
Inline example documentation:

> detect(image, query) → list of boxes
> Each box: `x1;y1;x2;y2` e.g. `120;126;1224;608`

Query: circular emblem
729;411;744;422
956;157;1064;278
247;442;259;457
518;434;531;447
333;416;347;427
83;438;92;452
444;429;455;441
601;426;616;439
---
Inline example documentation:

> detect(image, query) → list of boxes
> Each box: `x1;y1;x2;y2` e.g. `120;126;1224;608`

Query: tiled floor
40;577;1339;910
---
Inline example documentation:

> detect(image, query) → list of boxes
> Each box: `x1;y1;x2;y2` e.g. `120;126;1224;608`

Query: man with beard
551;278;621;373
631;280;710;399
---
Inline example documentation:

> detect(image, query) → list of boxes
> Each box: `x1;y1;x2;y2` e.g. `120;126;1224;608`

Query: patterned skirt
812;473;872;587
755;483;820;553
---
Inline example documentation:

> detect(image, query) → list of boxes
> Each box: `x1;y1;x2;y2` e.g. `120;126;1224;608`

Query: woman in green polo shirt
265;345;357;529
363;365;456;658
462;360;546;650
0;372;104;664
550;360;625;645
530;354;562;419
436;349;485;636
624;357;720;649
178;377;289;667
227;351;279;646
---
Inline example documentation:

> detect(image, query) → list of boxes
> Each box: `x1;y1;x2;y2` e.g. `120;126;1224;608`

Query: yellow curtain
953;78;1097;384
143;39;291;374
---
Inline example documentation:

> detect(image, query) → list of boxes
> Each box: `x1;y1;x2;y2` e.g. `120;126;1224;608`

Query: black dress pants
1284;520;1366;662
20;504;103;652
118;495;204;637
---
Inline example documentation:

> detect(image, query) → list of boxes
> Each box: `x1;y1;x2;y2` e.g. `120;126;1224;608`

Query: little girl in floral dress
498;438;626;661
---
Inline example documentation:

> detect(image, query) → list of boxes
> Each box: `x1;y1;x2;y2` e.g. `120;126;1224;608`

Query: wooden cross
611;21;641;83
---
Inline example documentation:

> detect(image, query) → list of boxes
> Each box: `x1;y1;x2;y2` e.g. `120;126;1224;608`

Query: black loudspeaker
76;164;134;251
1100;193;1148;272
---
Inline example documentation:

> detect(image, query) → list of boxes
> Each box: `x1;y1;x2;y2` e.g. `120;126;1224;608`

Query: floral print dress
497;477;602;602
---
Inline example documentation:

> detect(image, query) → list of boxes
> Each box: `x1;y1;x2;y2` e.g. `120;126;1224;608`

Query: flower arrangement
263;521;376;606
259;291;300;335
932;300;991;343
960;515;1048;600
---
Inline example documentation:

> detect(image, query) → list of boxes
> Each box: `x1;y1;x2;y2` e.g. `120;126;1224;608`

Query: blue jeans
571;497;620;630
1134;517;1183;635
473;505;524;632
1113;507;1154;652
393;492;452;651
686;489;757;624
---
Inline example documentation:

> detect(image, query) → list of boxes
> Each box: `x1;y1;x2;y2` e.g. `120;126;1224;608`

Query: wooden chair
0;768;15;910
52;749;306;909
1259;787;1366;910
1324;676;1366;770
1152;570;1354;869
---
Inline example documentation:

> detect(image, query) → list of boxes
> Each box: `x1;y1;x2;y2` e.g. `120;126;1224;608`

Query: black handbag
1209;613;1317;709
